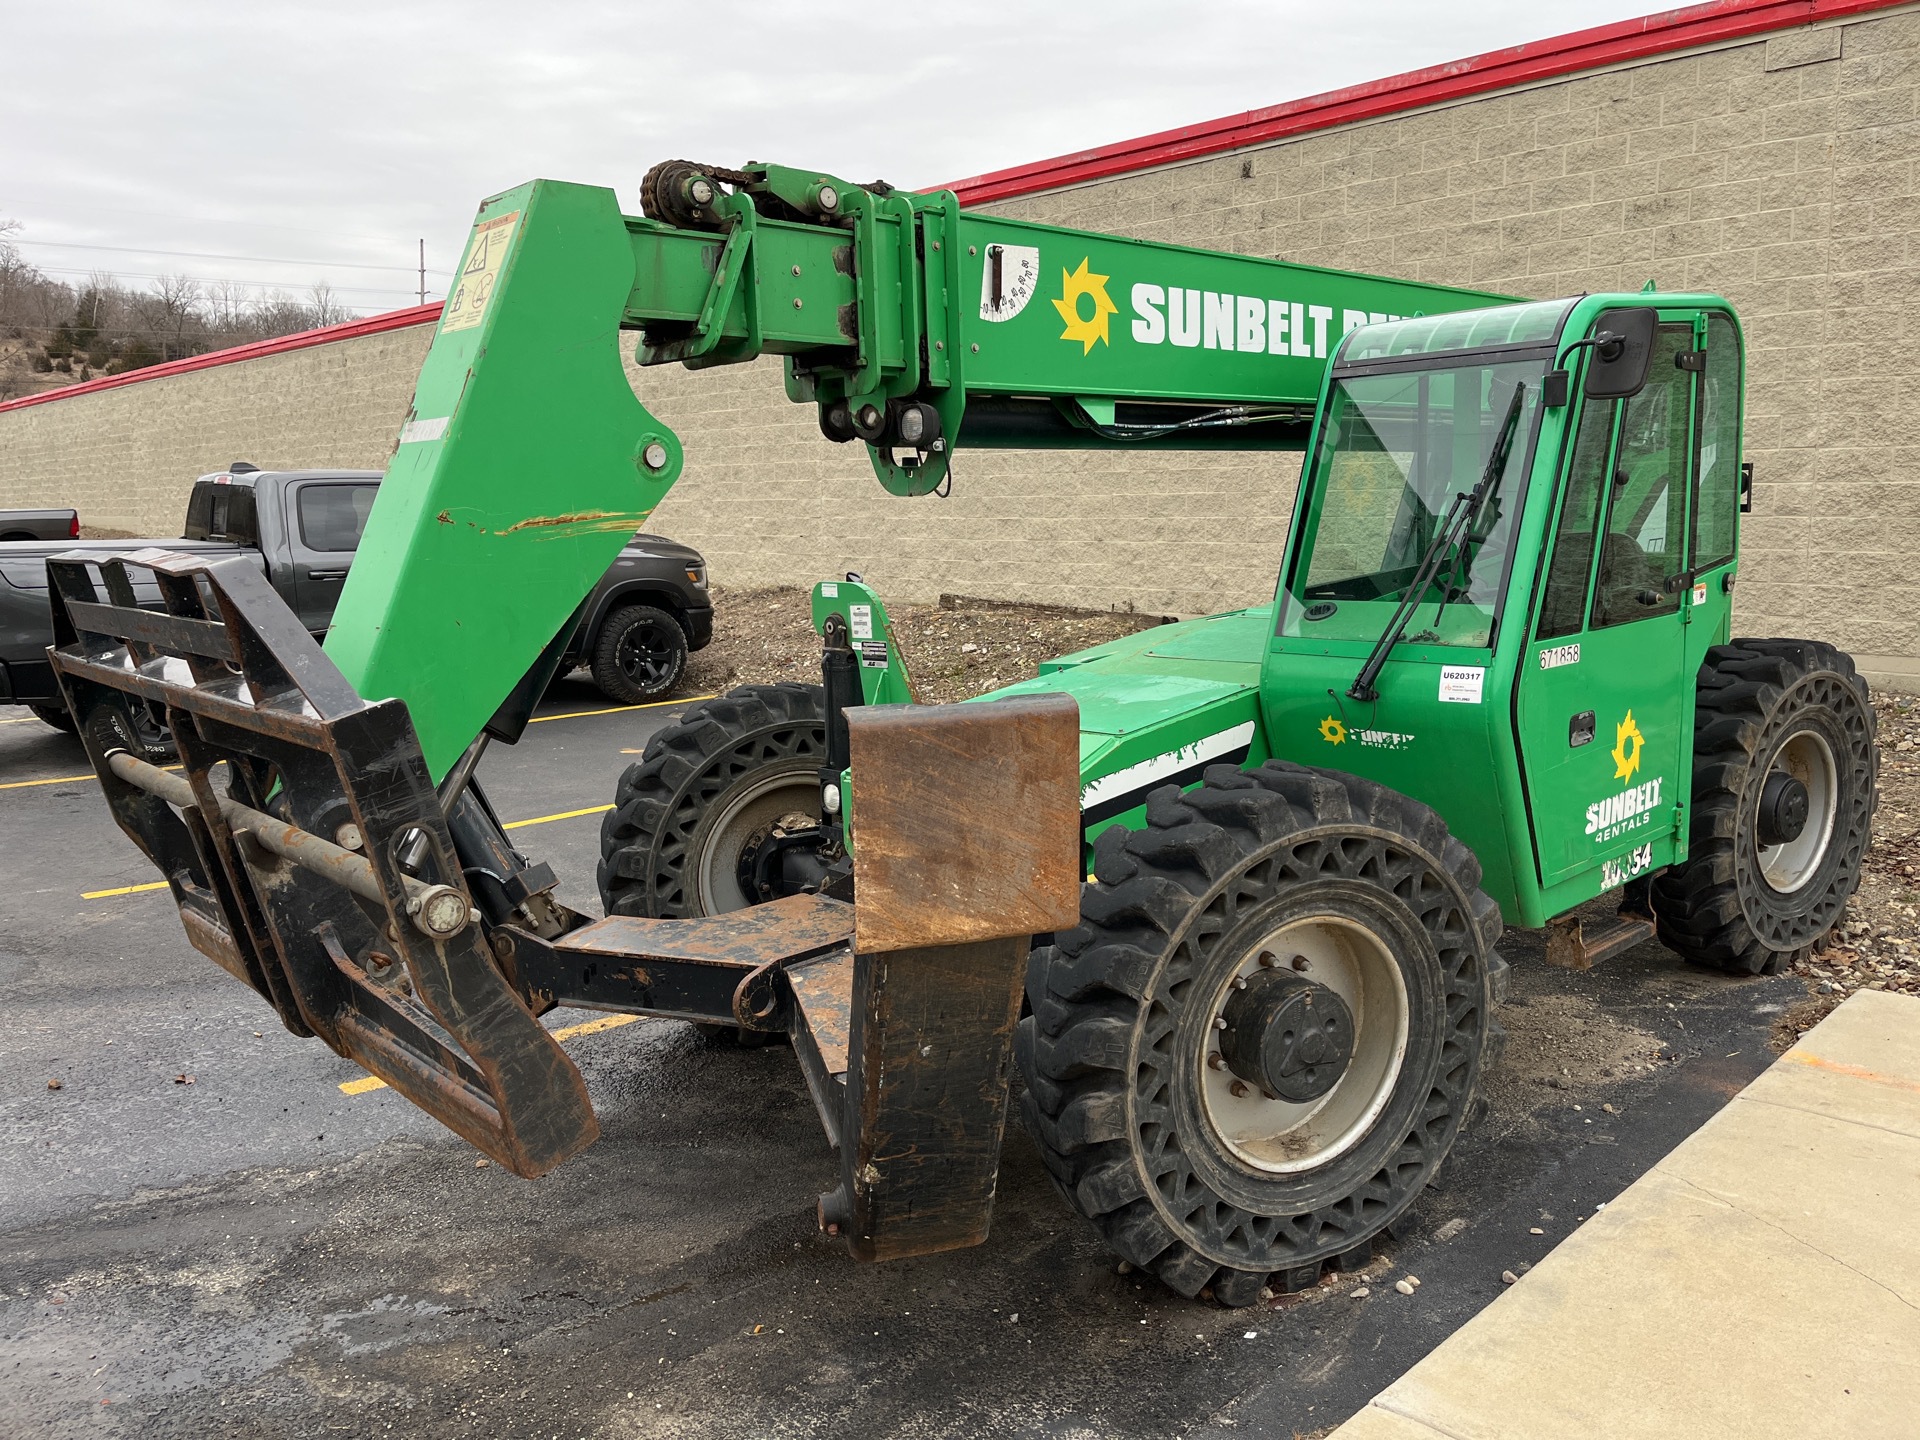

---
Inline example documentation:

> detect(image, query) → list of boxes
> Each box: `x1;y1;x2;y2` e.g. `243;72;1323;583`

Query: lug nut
1291;955;1312;972
1232;976;1249;991
1214;1017;1228;1031
1257;951;1277;968
1230;1080;1251;1098
1207;1052;1225;1071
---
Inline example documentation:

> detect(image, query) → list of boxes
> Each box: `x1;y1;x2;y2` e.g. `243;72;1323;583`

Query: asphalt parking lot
1;674;1805;1440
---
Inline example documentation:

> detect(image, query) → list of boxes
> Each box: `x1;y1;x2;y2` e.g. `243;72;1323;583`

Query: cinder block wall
0;325;434;533
3;10;1916;674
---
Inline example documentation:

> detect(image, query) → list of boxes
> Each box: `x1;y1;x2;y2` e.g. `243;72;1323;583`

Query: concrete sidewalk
1331;989;1920;1440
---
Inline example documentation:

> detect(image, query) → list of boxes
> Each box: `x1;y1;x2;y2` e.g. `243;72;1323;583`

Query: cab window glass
297;484;377;553
1535;396;1616;640
1592;323;1695;628
1284;357;1544;649
1692;315;1741;571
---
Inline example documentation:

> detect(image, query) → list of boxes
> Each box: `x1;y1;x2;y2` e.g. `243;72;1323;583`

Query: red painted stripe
941;0;1899;205
0;302;445;415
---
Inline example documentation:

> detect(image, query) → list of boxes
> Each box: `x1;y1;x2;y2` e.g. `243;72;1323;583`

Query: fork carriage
48;547;1081;1260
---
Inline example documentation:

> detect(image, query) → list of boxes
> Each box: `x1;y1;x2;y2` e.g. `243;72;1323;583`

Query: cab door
1516;319;1700;893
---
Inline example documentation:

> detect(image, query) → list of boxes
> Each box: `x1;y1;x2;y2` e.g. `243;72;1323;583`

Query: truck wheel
29;703;77;734
598;684;826;918
591;604;688;704
1017;762;1503;1307
1651;639;1876;975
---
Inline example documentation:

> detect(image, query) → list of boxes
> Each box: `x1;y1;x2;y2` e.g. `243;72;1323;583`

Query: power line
26;263;425;301
13;236;453;276
0;192;428;249
4;326;360;341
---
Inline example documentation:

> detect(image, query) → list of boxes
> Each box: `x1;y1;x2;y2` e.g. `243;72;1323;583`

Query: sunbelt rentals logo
1054;258;1117;353
1612;710;1644;782
1584;709;1663;842
1032;246;1418;359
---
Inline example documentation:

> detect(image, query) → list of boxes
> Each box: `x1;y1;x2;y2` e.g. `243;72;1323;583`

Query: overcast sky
5;1;1662;316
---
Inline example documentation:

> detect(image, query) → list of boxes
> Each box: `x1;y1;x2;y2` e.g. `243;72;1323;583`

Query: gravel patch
683;585;1166;704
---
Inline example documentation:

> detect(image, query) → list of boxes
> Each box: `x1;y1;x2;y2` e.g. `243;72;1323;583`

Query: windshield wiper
1346;382;1527;702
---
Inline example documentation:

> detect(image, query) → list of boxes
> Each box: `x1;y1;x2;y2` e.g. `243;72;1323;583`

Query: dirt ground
685;584;1167;704
685;585;1908;1059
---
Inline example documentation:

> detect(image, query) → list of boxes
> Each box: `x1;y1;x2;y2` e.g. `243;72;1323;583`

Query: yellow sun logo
1319;716;1347;746
1052;258;1117;353
1612;710;1645;782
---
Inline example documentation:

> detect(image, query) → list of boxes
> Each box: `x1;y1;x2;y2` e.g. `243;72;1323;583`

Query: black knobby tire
60;697;175;762
1018;760;1503;1307
75;697;177;764
1651;638;1877;976
590;604;688;705
597;683;826;918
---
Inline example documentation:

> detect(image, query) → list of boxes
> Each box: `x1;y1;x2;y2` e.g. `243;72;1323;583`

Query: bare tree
1;235;365;392
307;282;351;328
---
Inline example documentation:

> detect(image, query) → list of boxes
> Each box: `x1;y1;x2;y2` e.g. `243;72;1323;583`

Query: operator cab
1264;294;1745;929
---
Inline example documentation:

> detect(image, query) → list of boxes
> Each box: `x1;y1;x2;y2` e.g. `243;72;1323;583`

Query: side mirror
1583;307;1658;399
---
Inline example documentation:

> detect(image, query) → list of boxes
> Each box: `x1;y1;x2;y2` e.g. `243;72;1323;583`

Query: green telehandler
47;161;1877;1307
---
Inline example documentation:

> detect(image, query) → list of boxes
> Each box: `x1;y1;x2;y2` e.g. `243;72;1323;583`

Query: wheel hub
1219;970;1355;1102
735;811;833;903
1754;729;1839;895
1757;770;1810;846
1198;917;1411;1175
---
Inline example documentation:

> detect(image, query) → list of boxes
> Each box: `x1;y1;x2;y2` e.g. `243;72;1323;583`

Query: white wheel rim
1757;729;1838;895
694;770;820;913
1197;916;1409;1174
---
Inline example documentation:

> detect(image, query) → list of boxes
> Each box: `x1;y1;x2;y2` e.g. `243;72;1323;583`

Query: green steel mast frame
326;167;1508;777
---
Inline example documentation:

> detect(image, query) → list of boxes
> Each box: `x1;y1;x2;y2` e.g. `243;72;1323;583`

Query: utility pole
418;239;427;305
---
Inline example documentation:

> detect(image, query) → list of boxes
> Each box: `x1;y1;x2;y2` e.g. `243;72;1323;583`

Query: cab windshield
1281;355;1547;649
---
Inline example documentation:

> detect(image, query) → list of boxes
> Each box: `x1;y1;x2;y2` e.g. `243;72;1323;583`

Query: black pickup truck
1;466;713;736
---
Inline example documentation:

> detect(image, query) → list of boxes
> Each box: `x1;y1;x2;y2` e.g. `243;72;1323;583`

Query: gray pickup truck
1;466;713;738
0;508;80;542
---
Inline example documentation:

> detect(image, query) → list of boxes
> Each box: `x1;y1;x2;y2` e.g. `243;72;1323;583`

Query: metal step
1545;908;1658;971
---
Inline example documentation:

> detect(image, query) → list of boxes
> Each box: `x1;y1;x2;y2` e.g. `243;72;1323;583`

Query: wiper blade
1427;381;1527;634
1345;383;1527;702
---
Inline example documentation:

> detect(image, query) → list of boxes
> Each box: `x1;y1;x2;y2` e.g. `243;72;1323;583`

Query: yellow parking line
502;803;614;830
2;770;98;790
529;693;712;724
3;762;182;792
84;800;615;897
83;879;170;900
340;1011;642;1094
1;715;41;725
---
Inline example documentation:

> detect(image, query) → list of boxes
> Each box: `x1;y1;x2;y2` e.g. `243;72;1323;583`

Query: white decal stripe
1080;721;1258;811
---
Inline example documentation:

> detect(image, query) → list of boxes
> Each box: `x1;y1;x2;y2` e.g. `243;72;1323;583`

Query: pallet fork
48;548;1080;1260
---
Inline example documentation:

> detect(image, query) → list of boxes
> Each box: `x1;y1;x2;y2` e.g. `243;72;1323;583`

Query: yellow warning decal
442;210;519;334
